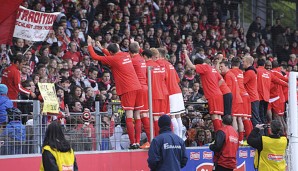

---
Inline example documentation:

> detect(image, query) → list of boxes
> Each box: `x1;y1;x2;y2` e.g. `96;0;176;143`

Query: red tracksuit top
223;70;243;104
270;68;288;102
244;68;259;102
1;64;30;99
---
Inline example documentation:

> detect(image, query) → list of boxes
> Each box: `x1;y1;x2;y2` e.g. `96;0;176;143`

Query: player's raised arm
184;50;195;70
87;36;105;61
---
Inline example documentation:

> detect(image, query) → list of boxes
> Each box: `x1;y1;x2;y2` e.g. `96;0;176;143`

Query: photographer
247;120;287;171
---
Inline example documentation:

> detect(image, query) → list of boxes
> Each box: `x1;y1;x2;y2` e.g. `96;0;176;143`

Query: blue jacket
147;126;188;171
0;95;13;123
1;121;26;141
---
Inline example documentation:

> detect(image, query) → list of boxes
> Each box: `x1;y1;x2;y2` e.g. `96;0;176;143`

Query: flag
0;0;23;44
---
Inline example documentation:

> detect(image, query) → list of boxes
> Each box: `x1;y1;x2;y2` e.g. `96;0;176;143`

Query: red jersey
146;60;165;99
257;66;272;102
62;51;82;65
230;68;248;96
213;68;231;95
1;64;30;99
195;64;222;99
157;59;181;95
244;68;259;102
131;54;147;87
223;70;243;104
270;68;288;102
88;46;141;95
155;59;169;96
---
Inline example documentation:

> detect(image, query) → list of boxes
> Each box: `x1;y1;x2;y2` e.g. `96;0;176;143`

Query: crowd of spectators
0;0;297;153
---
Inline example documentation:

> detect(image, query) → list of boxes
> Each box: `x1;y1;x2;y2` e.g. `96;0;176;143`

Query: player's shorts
152;99;165;116
232;102;243;117
163;94;170;115
241;94;251;118
169;93;185;115
120;89;143;110
208;94;224;115
268;98;285;116
140;87;149;113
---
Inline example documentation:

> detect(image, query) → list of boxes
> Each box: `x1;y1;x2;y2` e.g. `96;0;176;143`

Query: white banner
13;6;60;42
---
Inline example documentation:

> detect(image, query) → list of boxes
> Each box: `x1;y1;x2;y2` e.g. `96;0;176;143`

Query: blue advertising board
182;146;255;171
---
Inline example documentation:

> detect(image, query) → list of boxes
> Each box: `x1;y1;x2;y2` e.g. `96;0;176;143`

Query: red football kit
195;64;223;115
213;69;231;95
223;70;243;116
1;64;31;100
131;54;148;112
88;46;142;110
146;59;166;115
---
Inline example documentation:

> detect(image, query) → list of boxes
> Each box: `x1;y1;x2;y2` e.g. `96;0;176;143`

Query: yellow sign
38;83;59;113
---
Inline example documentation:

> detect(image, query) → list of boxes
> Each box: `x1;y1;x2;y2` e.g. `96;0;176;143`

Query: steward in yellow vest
247;120;288;171
40;121;78;171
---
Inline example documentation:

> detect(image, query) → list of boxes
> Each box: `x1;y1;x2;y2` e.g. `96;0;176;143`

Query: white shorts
169;93;185;115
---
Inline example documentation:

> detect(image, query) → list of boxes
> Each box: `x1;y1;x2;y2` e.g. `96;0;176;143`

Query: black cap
158;115;171;128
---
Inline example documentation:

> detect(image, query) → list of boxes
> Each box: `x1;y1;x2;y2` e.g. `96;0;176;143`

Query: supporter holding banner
38;83;59;113
13;6;60;42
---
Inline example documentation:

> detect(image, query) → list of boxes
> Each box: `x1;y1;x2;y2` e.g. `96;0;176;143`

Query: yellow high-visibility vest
40;145;75;171
254;136;287;171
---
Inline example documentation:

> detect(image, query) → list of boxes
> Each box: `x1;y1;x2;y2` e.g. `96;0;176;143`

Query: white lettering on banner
203;151;213;159
239;150;248;158
13;6;60;42
163;143;181;149
190;152;200;160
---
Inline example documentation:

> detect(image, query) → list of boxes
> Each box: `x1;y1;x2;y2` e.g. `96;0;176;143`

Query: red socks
239;132;244;142
126;118;135;144
135;119;141;144
212;119;222;132
141;117;151;141
243;119;253;137
154;120;159;137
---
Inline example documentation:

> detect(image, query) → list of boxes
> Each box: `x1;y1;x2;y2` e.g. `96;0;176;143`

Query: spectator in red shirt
1;55;35;100
185;54;224;132
243;55;261;126
62;41;83;66
87;36;142;149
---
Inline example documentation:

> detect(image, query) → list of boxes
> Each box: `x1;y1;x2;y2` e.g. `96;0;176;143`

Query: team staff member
1;54;35;100
230;57;253;138
41;121;78;171
219;61;244;143
87;36;142;149
147;115;188;171
243;56;261;126
129;42;151;148
209;115;239;171
247;120;287;171
157;48;185;138
185;56;224;132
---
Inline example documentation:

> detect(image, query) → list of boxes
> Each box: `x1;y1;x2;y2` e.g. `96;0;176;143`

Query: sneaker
129;143;140;150
140;142;150;149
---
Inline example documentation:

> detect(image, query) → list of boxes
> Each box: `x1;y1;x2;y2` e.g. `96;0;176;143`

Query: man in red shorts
129;42;151;148
230;57;253;138
87;36;142;149
185;55;223;132
219;61;244;143
265;61;288;135
157;48;185;138
142;49;167;137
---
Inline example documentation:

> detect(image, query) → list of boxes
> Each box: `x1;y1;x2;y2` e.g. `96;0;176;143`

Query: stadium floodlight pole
288;71;298;171
147;66;154;142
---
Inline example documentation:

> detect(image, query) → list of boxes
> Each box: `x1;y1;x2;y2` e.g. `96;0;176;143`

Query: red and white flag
0;0;23;44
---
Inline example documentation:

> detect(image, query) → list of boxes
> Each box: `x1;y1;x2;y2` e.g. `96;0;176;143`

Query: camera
262;124;270;128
